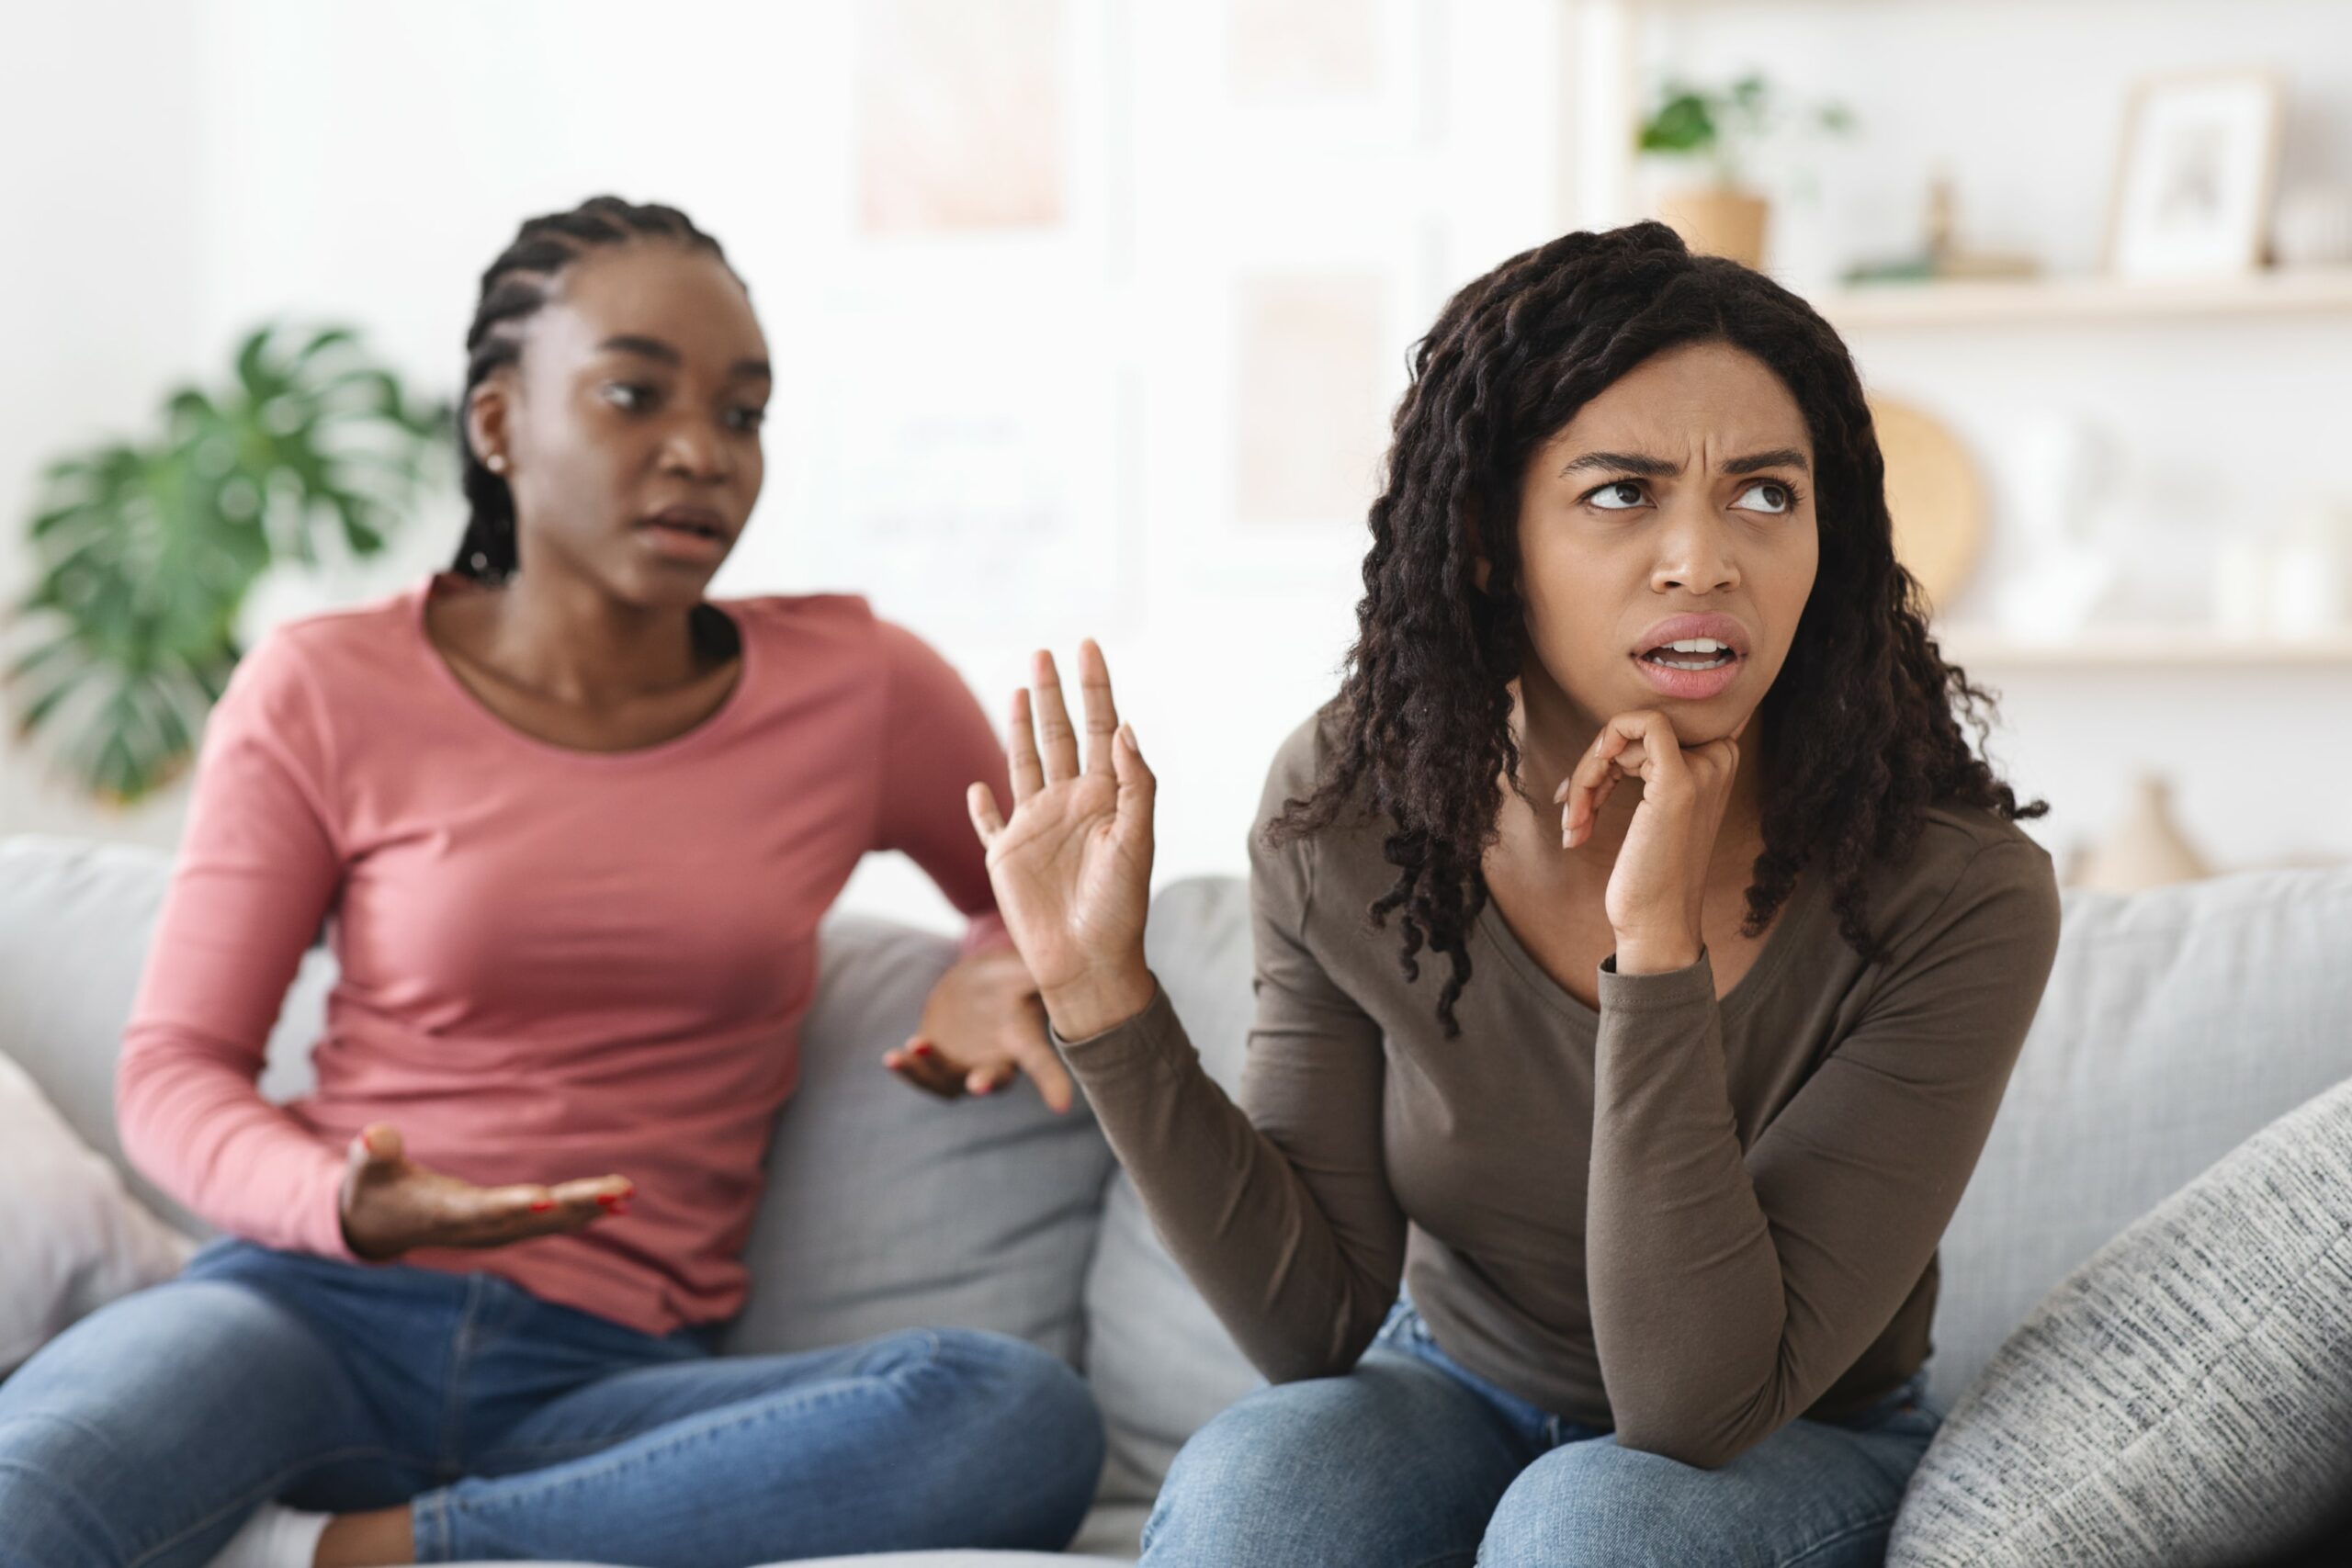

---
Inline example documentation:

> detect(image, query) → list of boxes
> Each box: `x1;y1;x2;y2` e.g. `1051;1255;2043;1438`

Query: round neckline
410;570;752;765
1476;863;1825;1025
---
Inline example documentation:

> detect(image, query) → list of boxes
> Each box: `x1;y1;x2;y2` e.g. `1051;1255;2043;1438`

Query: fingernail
597;1193;621;1208
529;1198;556;1213
911;1042;935;1057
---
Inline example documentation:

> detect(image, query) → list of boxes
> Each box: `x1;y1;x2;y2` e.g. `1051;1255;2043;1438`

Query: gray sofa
2;832;2348;1567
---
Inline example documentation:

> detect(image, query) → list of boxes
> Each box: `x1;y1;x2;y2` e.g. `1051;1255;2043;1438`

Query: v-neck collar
1475;863;1827;1028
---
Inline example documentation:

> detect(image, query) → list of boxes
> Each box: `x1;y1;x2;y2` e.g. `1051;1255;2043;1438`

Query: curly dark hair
1268;220;2048;1038
450;196;739;585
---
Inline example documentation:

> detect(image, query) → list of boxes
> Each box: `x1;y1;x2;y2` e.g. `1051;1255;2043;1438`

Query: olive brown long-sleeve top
1050;706;2062;1469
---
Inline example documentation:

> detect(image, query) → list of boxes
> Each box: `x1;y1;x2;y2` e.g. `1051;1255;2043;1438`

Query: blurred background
5;0;2349;934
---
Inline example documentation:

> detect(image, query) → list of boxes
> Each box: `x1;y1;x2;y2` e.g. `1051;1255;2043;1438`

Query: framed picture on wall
2104;68;2284;279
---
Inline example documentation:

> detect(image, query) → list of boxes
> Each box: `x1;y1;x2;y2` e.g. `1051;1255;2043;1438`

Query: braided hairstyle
452;197;739;583
1269;220;2048;1038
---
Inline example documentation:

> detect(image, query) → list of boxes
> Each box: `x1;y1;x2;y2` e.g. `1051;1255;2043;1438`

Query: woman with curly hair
970;220;2063;1564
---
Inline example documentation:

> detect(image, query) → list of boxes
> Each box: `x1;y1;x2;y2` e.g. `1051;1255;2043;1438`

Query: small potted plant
1637;72;1855;270
5;323;449;805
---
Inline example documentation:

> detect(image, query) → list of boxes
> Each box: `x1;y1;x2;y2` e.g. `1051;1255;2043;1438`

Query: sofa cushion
1081;876;1267;1509
0;836;1115;1370
722;913;1117;1366
1928;865;2352;1407
1888;1075;2352;1567
0;836;334;1239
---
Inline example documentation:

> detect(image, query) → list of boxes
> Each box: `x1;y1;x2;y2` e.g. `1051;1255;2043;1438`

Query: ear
1464;495;1492;593
465;377;513;472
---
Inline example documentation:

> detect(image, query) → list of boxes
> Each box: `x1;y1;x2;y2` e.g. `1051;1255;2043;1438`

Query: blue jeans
0;1237;1104;1567
1142;1298;1942;1567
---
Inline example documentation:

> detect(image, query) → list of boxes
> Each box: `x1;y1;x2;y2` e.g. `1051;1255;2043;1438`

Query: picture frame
2104;68;2284;280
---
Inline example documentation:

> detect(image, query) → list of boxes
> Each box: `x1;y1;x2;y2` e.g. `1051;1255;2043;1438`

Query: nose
658;416;730;485
1648;499;1740;595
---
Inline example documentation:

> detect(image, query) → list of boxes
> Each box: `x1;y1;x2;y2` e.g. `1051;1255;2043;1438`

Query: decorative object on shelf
1868;393;1985;617
1989;417;2121;639
2106;68;2284;280
1636;71;1854;270
2214;498;2352;637
2271;184;2352;269
3;322;450;806
2073;774;2213;893
1841;170;2044;288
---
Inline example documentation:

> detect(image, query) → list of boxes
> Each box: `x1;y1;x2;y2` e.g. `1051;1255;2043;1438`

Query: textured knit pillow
1887;1075;2352;1567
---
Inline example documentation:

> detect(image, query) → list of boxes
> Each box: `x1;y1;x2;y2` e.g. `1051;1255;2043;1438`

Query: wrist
1041;961;1158;1043
1611;932;1704;976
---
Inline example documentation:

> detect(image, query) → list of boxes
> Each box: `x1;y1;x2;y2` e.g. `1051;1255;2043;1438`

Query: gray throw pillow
722;915;1118;1366
1080;876;1269;1505
1888;1075;2352;1567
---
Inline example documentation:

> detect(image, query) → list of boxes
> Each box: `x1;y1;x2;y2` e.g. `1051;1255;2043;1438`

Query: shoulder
1260;698;1354;818
221;592;410;723
1863;799;2062;964
1253;699;1392;919
720;589;879;650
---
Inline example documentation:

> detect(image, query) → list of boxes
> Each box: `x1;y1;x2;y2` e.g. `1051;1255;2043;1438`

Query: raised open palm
967;641;1159;1040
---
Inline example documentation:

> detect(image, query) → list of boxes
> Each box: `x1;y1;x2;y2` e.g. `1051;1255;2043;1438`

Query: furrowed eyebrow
1558;447;1811;479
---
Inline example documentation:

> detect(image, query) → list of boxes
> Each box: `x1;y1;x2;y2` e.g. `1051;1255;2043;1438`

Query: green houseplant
5;323;451;805
1637;72;1855;268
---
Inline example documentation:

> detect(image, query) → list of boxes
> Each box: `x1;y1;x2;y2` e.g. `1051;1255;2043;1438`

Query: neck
459;564;709;705
1498;673;1767;887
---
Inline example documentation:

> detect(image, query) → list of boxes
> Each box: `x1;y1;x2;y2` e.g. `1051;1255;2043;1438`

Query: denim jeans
1141;1297;1942;1567
0;1237;1104;1567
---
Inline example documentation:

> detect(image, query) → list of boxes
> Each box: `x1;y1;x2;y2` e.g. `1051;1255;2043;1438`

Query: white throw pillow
0;1050;197;1376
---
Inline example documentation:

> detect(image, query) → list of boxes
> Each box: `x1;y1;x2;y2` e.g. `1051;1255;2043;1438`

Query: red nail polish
597;1193;621;1208
911;1042;935;1057
529;1199;556;1213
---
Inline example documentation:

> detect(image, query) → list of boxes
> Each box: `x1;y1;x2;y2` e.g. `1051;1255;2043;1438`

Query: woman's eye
727;407;767;433
1589;480;1646;511
1734;479;1794;514
602;383;655;412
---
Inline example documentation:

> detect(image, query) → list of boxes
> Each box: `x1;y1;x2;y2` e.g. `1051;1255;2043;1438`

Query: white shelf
1930;626;2352;670
1813;269;2352;329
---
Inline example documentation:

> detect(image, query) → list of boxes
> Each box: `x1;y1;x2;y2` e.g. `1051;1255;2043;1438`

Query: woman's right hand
967;641;1159;1042
337;1123;632;1261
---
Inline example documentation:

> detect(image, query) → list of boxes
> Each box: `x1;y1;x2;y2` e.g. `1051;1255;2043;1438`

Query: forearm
116;1033;355;1260
1052;979;1400;1382
1584;949;1789;1468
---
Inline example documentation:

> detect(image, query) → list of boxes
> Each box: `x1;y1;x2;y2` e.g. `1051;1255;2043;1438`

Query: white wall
3;0;2346;933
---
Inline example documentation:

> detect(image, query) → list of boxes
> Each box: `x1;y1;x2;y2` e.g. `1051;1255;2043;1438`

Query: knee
1479;1441;1717;1568
1140;1389;1319;1564
0;1432;130;1568
910;1329;1105;1548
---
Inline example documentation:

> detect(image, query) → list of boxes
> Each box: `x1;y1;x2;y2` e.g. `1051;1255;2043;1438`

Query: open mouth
641;513;726;542
1639;642;1739;671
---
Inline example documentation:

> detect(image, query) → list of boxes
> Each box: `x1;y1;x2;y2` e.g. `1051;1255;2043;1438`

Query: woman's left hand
1555;708;1749;972
885;946;1075;1113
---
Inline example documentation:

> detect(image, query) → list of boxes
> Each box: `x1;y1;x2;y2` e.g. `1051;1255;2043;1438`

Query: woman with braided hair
974;220;2062;1564
0;197;1104;1567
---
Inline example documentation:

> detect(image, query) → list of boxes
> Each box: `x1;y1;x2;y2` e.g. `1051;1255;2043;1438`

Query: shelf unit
1814;268;2352;330
1930;626;2352;671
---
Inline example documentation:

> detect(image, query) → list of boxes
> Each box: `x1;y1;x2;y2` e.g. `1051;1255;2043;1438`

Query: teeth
1655;637;1731;655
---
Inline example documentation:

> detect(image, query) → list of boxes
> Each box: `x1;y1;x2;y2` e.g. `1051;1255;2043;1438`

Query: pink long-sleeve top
116;570;1013;1337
